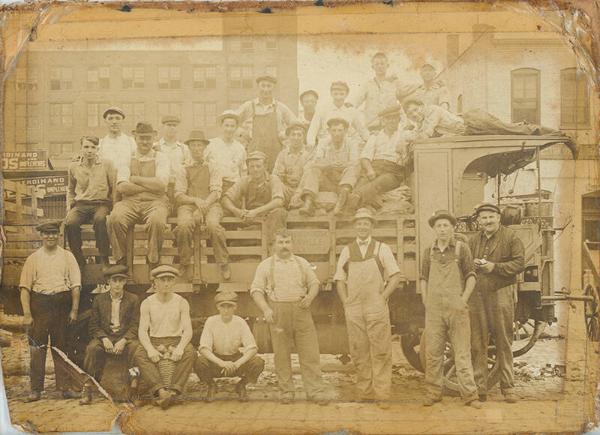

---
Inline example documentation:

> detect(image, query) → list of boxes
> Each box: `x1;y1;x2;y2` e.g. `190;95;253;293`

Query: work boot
422;396;442;407
220;263;232;281
205;381;217;402
503;392;518;403
235;380;248;402
478;394;487;402
333;187;350;216
24;391;41;403
299;196;315;217
280;392;294;404
345;192;361;215
466;398;483;409
79;383;93;406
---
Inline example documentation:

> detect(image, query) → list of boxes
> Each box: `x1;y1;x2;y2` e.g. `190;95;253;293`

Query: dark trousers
463;109;557;136
194;353;264;384
354;160;404;206
65;201;110;268
133;337;196;395
28;292;73;393
83;338;139;382
469;290;489;396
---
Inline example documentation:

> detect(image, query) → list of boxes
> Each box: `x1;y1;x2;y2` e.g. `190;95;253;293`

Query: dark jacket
469;225;525;292
89;291;140;342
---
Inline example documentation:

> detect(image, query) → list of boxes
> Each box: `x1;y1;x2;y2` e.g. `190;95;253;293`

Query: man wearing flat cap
298;117;361;216
108;122;170;272
272;122;311;207
420;210;482;409
153;115;192;205
99;106;137;171
306;81;369;149
334;208;404;408
19;220;81;402
468;202;525;403
346;105;410;214
133;265;195;409
299;90;319;130
234;74;298;170
194;291;264;402
222;151;287;250
174;130;229;281
80;265;140;405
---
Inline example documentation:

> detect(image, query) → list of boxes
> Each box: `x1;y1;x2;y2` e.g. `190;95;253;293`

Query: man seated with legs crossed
194;291;265;402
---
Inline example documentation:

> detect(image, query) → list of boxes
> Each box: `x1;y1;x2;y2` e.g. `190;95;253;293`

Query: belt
31;290;70;297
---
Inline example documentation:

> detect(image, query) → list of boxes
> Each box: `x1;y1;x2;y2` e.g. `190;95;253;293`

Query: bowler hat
185;130;210;146
326;117;350;129
161;115;181;125
150;264;180;279
132;122;156;136
475;202;501;216
35;220;62;233
428;209;457;228
103;106;125;119
104;264;129;279
352;208;376;223
215;291;238;306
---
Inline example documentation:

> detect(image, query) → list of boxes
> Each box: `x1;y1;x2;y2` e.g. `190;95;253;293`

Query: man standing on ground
98;106;136;170
469;203;525;403
194;291;265;402
19;220;81;402
65;136;115;271
251;229;328;405
334;208;403;409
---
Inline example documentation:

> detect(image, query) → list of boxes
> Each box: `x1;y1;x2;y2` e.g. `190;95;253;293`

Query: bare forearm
462;275;477;301
176;193;197;206
252;292;271;313
177;328;193;350
130;176;165;193
200;348;225;366
336;281;348;304
253;198;283;216
222;197;242;216
306;282;319;301
70;286;81;314
235;348;258;367
19;288;31;316
139;330;154;353
382;273;402;299
117;182;145;195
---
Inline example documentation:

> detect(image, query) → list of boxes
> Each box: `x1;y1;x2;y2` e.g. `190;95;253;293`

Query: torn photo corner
0;1;599;434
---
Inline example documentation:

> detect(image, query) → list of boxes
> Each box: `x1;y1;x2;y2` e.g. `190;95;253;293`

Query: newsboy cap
150;264;180;279
132;122;156;136
218;111;239;124
285;122;306;136
104;264;129;279
185;130;210;146
103;106;125;119
475;202;501;216
352;208;376;223
161;115;181;125
246;150;268;162
35;220;62;233
255;75;277;85
327;117;350;129
428;209;457;228
214;291;238;306
330;81;350;93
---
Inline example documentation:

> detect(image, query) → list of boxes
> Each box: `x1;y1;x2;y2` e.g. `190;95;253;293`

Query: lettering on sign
15;176;67;197
1;151;48;171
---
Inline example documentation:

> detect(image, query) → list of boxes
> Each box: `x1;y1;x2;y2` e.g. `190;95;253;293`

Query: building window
193;65;217;89
511;68;540;124
240;38;254;52
121;103;146;125
49;142;74;157
123;66;145;89
49;103;73;127
16;104;40;141
265;37;278;50
49;67;72;91
158;67;181;89
87;103;109;128
561;68;590;128
229;65;253;89
16;68;38;90
157;103;182;123
87;67;110;90
193;102;217;128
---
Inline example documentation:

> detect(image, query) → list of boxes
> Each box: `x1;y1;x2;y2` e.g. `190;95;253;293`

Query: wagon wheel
584;284;600;341
400;331;424;373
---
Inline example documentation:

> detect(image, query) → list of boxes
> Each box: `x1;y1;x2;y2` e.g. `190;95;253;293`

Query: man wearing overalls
108;122;170;271
235;74;297;170
334;208;404;409
420;210;482;408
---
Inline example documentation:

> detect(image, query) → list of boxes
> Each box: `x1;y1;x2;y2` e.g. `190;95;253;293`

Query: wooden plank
3;249;36;258
3;201;44;217
335;228;398;238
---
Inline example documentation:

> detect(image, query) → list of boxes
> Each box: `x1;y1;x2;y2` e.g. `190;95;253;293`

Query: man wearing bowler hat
469;202;525;403
194;291;265;402
80;265;140;405
420;210;482;408
235;74;298;170
334;208;403;408
19;220;81;402
108;122;170;272
99;106;137;171
154;115;191;204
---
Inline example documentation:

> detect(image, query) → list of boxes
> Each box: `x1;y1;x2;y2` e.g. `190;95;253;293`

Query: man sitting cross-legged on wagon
133;265;196;409
174;130;229;281
297;117;361;217
80;265;140;405
194;291;265;402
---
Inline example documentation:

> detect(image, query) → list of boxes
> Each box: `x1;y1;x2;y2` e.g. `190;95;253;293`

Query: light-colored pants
174;204;228;265
301;165;359;198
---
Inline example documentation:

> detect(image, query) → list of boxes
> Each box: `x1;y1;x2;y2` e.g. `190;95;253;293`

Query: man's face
105;113;124;134
109;276;127;295
354;218;373;239
222;118;238;138
382;115;400;132
433;219;454;240
405;104;424;122
258;80;275;99
154;275;176;293
274;236;293;257
248;159;266;178
217;303;236;321
329;124;347;143
331;88;348;105
371;56;389;76
288;129;305;148
420;65;436;82
478;210;501;234
41;230;59;248
135;134;155;154
162;122;178;140
188;141;206;162
300;94;318;112
81;139;99;160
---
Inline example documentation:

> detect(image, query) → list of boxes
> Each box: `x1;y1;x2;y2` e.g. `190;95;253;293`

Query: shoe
280;392;294;404
478;394;487;402
309;395;329;406
61;390;80;400
466;399;483;409
79;384;93;405
235;381;248;402
220;263;232;281
24;391;41;403
299;196;315;217
333;187;350;216
504;392;518;403
376;401;391;410
423;396;442;407
159;392;177;410
205;382;217;402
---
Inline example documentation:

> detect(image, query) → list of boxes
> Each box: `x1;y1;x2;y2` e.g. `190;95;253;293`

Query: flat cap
378;104;403;118
246;150;268;162
185;130;210;145
218;111;239;124
420;62;436;70
428;209;457;228
285;122;306;136
132;122;156;136
35;220;62;233
475;202;501;216
255;75;277;85
330;81;350;93
352;208;376;223
214;291;238;306
104;264;129;279
326;117;350;129
103;106;125;119
299;89;319;100
161;115;181;125
150;264;180;279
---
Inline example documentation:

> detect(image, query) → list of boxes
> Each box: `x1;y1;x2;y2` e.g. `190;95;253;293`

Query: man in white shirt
194;291;264;402
299;89;319;131
133;265;195;409
98;106;137;171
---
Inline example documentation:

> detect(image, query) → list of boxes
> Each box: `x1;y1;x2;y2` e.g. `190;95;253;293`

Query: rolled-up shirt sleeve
333;247;350;282
198;318;214;352
420;247;431;282
174;167;188;198
67;251;82;288
269;175;285;200
379;243;402;280
250;261;269;296
19;254;35;290
360;135;377;161
459;242;477;282
240;320;258;353
155;152;171;187
116;163;131;184
298;256;320;287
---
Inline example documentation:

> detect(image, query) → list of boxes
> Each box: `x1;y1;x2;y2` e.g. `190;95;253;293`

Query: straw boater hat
255;74;277;85
326;117;350;129
218;110;239;124
352;208;376;223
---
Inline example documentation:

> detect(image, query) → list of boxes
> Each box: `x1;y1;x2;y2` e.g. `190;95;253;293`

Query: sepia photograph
0;2;598;433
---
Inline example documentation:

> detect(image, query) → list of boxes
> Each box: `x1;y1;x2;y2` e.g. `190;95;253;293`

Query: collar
356;236;372;247
254;97;276;108
434;237;456;252
157;138;182;149
483;227;501;240
78;156;102;167
109;292;124;302
274;254;294;263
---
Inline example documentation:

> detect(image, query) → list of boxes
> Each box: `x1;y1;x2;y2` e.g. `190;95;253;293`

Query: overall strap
373;241;385;280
